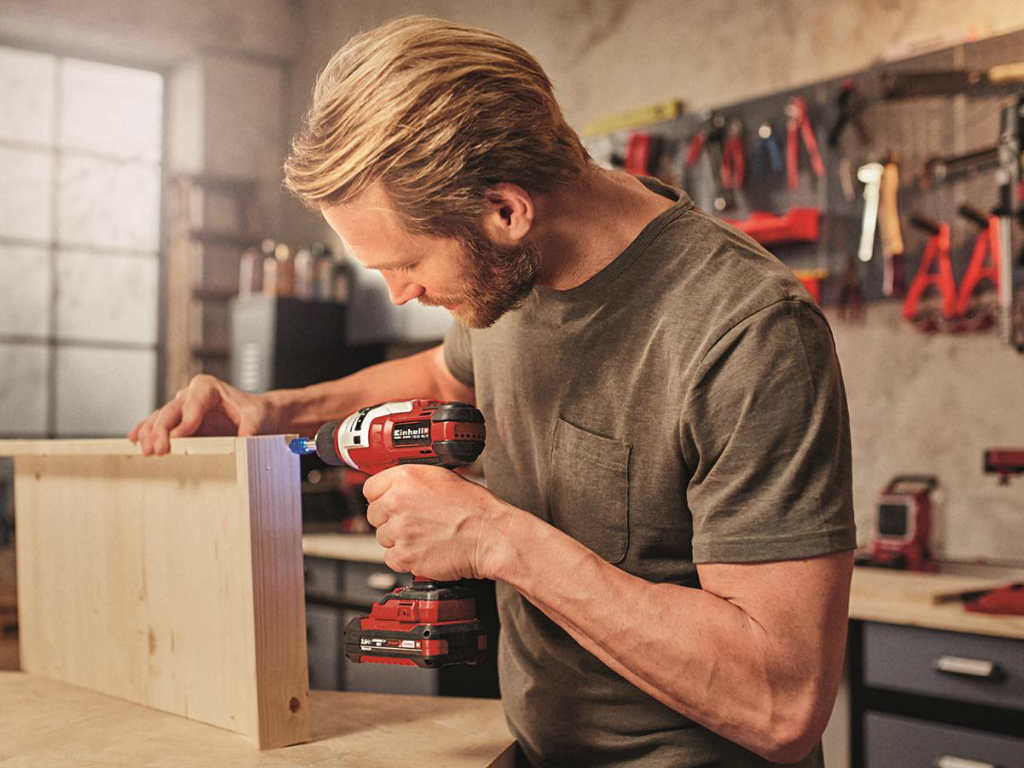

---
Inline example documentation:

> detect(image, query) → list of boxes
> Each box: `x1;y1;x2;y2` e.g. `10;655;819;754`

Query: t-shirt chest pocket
546;418;631;564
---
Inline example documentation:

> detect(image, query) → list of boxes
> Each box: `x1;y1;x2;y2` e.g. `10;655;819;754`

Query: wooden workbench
849;566;1024;640
0;671;515;767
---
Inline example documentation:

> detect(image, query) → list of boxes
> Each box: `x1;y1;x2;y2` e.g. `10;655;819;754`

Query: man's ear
480;183;534;245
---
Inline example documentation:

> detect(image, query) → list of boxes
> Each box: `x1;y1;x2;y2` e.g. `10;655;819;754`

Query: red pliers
721;119;746;190
786;96;824;189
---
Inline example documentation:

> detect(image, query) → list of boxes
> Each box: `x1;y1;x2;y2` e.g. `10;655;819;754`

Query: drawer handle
367;572;399;591
934;655;1002;680
935;756;998;768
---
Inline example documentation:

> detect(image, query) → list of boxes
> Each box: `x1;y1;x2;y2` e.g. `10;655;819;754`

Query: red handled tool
291;400;488;667
903;216;957;328
955;206;1003;318
786;96;825;189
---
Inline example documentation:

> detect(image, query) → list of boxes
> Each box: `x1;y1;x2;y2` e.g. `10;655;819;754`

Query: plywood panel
0;436;309;748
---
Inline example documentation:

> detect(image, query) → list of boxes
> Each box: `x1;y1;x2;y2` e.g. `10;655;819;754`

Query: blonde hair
283;16;590;238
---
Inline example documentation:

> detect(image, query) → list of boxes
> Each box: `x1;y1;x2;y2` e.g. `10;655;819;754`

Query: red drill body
307;400;488;668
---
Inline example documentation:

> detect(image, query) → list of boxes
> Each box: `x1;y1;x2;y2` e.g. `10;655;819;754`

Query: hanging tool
954;205;1003;319
785;96;825;189
903;216;957;329
856;162;883;263
752;121;783;177
997;94;1024;349
922;145;1000;188
878;161;906;297
624;131;665;177
720;118;746;191
864;475;939;572
686;112;735;211
882;62;1024;100
291;400;489;667
828;78;871;148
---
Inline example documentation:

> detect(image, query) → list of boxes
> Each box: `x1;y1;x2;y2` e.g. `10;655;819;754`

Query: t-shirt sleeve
681;298;857;563
442;320;475;389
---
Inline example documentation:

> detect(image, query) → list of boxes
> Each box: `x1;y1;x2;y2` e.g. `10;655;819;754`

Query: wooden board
0;436;310;749
0;671;515;767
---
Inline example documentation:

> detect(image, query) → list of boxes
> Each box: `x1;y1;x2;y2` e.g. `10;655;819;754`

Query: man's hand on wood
128;374;277;455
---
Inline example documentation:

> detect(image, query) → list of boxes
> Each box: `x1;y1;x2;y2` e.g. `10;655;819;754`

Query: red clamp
786;96;825;189
955;214;1002;317
903;219;957;324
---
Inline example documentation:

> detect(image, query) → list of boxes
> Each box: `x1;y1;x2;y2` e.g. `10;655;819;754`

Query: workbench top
848;566;1024;640
303;533;388;563
0;671;515;767
302;535;1024;639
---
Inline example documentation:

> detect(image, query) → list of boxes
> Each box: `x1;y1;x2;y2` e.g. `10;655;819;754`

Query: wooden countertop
304;533;388;563
849;566;1024;640
0;672;515;767
301;535;1024;640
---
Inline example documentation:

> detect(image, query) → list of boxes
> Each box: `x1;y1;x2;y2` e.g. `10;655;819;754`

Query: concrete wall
291;0;1024;563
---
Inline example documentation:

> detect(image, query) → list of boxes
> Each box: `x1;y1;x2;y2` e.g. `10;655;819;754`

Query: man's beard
421;230;540;329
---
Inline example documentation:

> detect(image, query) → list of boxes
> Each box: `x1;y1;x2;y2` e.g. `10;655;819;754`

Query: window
0;46;163;437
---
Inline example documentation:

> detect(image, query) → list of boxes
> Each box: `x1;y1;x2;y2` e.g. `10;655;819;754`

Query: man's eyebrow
362;257;415;270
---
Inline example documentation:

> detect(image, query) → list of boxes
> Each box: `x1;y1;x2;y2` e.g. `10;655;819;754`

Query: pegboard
584;27;1024;314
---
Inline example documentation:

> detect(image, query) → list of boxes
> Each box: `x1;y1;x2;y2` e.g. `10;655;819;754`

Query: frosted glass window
56;251;158;344
55;346;155;436
0;343;49;435
0;46;56;146
0;244;50;336
0;47;162;438
60;58;162;162
0;146;53;241
57;154;160;251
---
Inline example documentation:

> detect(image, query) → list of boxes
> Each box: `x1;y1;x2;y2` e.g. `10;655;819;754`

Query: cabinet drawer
304;556;341;595
863;622;1024;711
865;712;1024;768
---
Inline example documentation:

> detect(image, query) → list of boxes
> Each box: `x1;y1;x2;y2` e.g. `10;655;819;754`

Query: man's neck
530;166;677;290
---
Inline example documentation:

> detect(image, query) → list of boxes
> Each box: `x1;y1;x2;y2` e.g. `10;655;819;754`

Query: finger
150;400;184;455
137;412;159;455
128;419;145;442
362;469;398;503
365;500;390;529
375;526;395;549
384;551;408;574
170;388;217;438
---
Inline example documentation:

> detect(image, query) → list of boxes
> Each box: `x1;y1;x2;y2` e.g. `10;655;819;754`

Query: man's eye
395;262;418;273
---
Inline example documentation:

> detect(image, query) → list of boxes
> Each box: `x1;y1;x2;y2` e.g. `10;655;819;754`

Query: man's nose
382;273;425;305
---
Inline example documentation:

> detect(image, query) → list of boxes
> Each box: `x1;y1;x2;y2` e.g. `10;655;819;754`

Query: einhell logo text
392;421;431;446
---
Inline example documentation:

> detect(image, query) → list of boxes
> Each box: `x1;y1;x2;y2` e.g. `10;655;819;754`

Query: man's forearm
485;503;848;763
267;346;471;433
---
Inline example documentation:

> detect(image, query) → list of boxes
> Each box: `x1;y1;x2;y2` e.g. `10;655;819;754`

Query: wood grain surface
850;566;1024;639
0;672;515;768
3;436;310;748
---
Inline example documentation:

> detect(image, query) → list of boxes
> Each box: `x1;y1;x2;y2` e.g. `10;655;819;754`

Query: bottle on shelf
274;242;295;297
294;247;314;299
238;246;262;298
261;239;278;297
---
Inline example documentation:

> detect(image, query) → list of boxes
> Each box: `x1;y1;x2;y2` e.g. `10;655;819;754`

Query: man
131;16;855;767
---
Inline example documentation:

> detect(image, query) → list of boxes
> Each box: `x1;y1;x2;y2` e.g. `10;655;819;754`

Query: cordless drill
290;400;488;668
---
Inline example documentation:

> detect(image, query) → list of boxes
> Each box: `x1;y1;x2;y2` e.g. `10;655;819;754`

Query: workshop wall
292;0;1024;564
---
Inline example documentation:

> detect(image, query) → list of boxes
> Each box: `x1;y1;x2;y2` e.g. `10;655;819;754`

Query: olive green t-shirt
443;180;856;768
